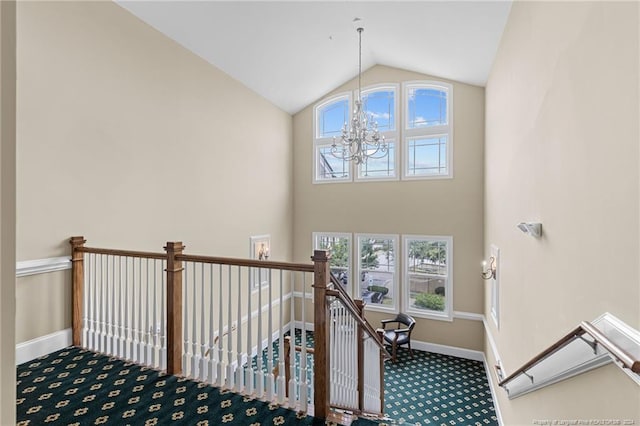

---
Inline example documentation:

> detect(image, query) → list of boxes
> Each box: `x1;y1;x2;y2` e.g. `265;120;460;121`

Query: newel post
70;236;86;347
312;249;331;419
165;241;185;375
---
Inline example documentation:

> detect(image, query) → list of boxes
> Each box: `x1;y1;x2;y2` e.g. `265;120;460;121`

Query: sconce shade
517;222;542;238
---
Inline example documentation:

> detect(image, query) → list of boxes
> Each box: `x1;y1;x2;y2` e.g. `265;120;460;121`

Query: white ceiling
116;1;512;114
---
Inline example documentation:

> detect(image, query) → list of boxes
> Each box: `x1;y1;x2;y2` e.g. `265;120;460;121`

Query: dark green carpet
382;347;497;426
253;331;498;426
17;337;498;426
17;347;330;426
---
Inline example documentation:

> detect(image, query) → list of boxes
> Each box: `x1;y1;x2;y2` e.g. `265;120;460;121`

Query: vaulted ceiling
116;1;512;114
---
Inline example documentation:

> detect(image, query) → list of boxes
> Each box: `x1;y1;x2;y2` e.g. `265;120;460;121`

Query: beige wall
292;65;485;351
16;2;293;343
485;1;640;423
0;0;16;423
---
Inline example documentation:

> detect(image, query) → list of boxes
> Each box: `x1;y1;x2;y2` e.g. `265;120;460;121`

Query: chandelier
332;27;387;165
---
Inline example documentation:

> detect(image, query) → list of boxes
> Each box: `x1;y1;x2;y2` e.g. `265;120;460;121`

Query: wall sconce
258;242;269;260
517;222;542;238
482;256;496;280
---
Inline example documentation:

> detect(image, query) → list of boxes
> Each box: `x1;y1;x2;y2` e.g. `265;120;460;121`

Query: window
403;235;453;320
356;85;398;181
313;232;352;295
356;234;398;313
402;82;453;179
313;86;398;183
313;93;352;183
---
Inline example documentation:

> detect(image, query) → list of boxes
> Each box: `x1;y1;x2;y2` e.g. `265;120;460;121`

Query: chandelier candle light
332;27;387;164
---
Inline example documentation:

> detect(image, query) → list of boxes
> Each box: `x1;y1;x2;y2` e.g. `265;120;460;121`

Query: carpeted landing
16;347;340;426
17;338;498;426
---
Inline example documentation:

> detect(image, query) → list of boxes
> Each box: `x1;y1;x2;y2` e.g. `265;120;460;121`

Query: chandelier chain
331;26;387;165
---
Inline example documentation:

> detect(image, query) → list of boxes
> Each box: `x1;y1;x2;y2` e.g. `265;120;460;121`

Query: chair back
397;313;416;330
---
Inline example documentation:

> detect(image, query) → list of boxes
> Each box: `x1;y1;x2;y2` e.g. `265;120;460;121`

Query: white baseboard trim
453;310;484;321
410;339;484;362
16;256;71;278
483;355;504;426
16;328;72;365
293;321;315;331
483;317;502;367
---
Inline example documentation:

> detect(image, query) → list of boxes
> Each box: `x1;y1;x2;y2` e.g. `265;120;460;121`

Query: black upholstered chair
380;313;416;362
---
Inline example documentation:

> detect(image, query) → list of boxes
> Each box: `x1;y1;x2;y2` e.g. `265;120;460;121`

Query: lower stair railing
70;238;388;420
496;312;640;399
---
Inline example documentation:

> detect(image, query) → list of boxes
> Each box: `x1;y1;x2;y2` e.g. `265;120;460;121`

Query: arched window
402;81;453;179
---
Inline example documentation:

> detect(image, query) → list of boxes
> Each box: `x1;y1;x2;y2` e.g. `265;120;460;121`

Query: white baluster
98;255;107;353
208;263;217;385
160;259;167;371
277;270;285;403
256;267;264;399
244;266;254;395
217;265;224;386
235;266;244;393
199;263;207;381
226;266;234;389
287;271;296;408
299;273;308;412
109;256;117;356
151;259;158;368
83;253;90;348
182;263;189;375
129;257;135;360
266;269;275;400
192;262;200;379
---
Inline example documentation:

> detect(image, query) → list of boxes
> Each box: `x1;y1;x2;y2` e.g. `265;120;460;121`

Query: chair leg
392;342;398;362
408;341;414;358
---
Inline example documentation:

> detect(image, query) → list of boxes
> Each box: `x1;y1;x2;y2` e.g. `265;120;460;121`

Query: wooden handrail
581;321;640;374
78;246;167;260
329;275;391;358
77;246;315;271
499;321;640;388
177;253;314;272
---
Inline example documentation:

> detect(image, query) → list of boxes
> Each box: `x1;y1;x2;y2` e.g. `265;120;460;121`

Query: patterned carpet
382;346;498;426
17;347;328;426
17;337;497;426
254;331;498;426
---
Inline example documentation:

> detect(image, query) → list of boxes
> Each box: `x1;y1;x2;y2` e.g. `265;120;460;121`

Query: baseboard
16;328;72;365
293;321;314;331
411;339;484;362
483;355;504;426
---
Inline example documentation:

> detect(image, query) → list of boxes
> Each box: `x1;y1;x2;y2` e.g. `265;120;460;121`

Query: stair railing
311;250;390;417
497;315;640;399
70;239;387;419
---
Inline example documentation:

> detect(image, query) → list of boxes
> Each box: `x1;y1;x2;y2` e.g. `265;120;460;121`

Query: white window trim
402;235;453;321
313;92;353;184
355;84;399;182
356;233;399;314
401;81;454;180
312;232;353;297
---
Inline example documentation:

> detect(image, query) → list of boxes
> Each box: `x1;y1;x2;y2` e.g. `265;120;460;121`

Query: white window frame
312;232;353;297
401;81;453;180
313;92;353;184
355;233;399;314
355;84;399;182
402;235;453;321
